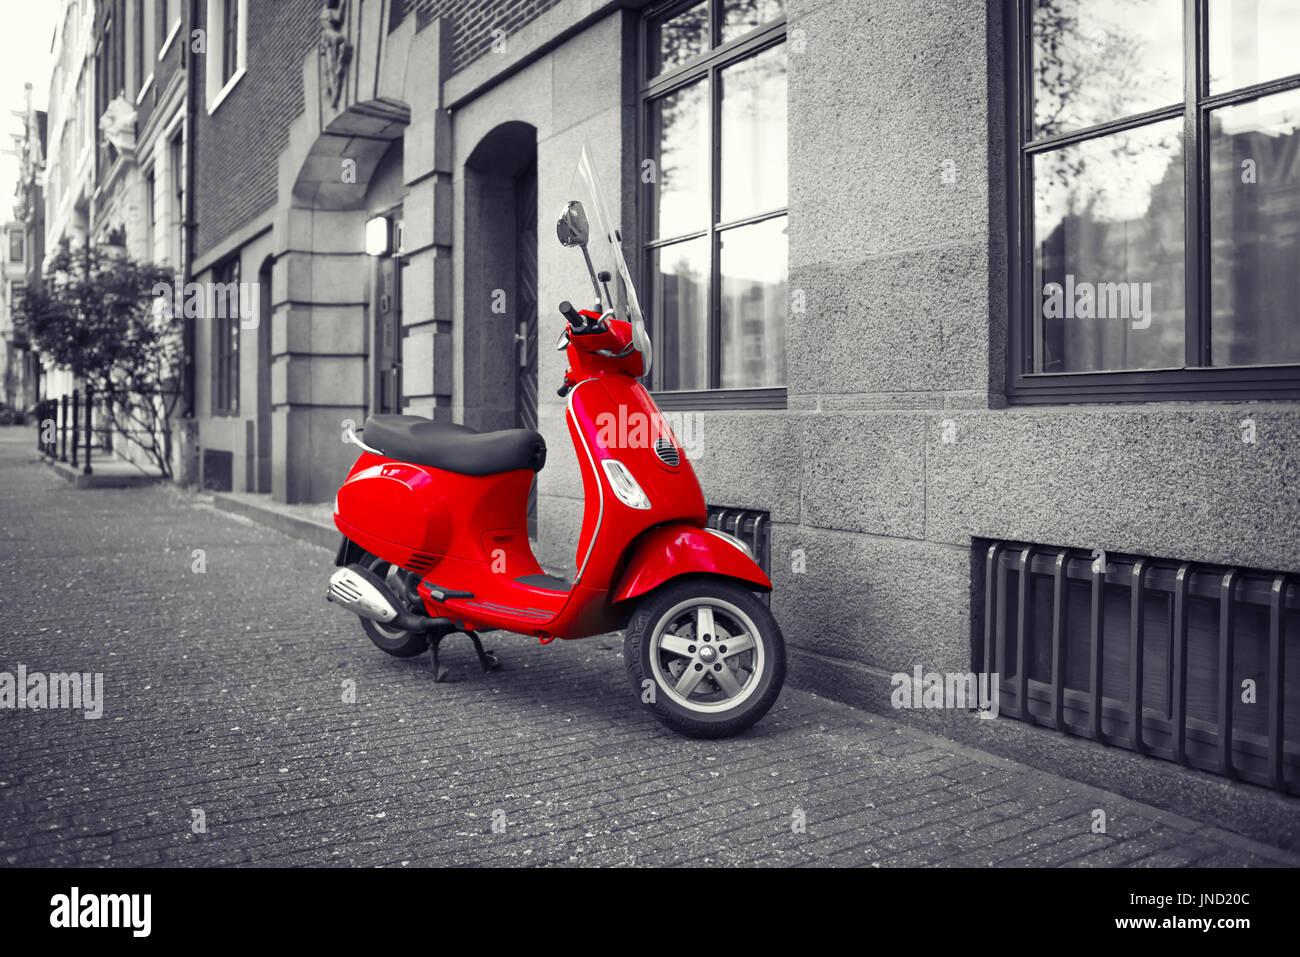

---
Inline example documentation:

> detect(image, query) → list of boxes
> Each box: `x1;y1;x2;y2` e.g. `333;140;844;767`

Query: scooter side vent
654;437;680;467
406;551;438;572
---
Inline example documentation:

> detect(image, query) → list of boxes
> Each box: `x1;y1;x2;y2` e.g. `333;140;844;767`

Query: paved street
0;428;1294;868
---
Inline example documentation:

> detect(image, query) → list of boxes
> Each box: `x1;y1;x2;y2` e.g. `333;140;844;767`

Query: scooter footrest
424;583;474;601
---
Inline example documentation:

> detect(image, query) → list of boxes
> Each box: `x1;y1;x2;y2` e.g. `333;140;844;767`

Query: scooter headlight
601;458;651;509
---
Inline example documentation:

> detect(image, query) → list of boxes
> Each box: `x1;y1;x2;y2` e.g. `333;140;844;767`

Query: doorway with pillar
265;11;453;504
461;122;540;533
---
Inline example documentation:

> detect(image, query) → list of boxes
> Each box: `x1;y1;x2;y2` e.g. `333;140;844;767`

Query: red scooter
327;146;785;737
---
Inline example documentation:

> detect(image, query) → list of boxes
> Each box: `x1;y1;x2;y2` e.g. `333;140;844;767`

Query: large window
157;0;181;56
95;5;124;122
9;230;24;263
135;0;152;95
169;131;185;268
1009;0;1300;402
206;0;247;112
212;258;240;415
640;0;788;407
222;0;240;84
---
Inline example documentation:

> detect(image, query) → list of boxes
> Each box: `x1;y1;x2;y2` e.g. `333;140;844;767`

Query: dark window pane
648;1;708;78
722;0;785;43
1032;119;1185;372
720;43;787;221
720;216;787;388
1031;0;1181;138
650;238;710;390
1209;0;1300;94
649;80;709;240
1209;89;1300;366
224;0;239;83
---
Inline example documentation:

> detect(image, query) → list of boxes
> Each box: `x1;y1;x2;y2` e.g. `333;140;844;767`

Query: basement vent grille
706;506;772;604
980;540;1298;795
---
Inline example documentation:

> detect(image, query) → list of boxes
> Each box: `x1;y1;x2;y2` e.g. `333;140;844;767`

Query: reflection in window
720;44;787;220
649;1;708;78
1033;120;1185;373
1209;89;1300;365
652;238;710;392
649;81;709;241
1209;0;1300;94
723;0;786;43
720;216;788;388
1031;0;1182;137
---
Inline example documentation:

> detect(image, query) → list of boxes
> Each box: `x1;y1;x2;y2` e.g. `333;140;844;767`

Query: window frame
135;0;155;103
158;0;182;60
168;128;185;269
637;0;789;411
1006;0;1300;404
206;0;247;114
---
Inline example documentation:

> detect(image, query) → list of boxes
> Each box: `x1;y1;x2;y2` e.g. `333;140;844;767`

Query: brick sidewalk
0;429;1294;867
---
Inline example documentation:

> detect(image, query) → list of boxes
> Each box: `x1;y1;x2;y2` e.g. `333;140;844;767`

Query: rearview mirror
556;201;589;248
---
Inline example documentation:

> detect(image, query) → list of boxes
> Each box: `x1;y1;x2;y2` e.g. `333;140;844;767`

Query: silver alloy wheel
648;598;765;713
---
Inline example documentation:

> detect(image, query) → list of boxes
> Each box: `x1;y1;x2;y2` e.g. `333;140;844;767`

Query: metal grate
654;436;680;467
706;506;771;603
980;540;1297;795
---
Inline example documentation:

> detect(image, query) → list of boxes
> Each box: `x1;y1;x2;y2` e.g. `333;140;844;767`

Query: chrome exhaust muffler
328;564;402;624
327;564;452;633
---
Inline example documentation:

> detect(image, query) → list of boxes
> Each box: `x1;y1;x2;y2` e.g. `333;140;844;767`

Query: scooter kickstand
427;632;450;683
466;631;501;673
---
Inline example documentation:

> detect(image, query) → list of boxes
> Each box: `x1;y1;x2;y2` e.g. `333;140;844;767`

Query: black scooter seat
362;415;546;476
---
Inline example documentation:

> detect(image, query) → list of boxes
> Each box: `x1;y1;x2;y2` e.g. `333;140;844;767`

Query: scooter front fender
612;523;772;604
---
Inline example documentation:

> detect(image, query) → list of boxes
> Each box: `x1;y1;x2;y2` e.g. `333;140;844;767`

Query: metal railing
36;388;112;476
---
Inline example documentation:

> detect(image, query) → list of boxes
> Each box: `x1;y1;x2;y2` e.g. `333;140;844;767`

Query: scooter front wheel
624;579;785;738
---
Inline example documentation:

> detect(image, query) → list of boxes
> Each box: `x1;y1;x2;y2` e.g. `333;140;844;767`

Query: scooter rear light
600;458;651;510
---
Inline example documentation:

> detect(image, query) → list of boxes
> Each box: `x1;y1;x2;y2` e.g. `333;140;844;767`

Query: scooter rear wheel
624;578;785;738
358;556;430;658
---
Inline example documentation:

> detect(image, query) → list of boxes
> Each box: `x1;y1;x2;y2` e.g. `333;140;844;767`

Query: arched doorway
463;121;539;532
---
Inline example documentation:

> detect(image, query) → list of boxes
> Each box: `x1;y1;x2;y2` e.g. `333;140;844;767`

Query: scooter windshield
572;143;653;376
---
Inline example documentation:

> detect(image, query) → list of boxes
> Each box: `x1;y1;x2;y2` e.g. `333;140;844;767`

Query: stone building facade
181;0;1300;814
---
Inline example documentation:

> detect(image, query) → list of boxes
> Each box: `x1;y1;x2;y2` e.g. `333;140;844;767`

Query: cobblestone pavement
0;429;1295;868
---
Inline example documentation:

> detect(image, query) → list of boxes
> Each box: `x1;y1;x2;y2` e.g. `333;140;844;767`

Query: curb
209;493;340;551
42;455;165;489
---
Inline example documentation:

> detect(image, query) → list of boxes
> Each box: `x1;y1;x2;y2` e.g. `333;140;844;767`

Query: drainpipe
181;0;198;418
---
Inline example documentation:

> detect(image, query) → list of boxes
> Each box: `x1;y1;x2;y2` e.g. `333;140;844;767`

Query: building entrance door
374;213;402;414
514;161;538;535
